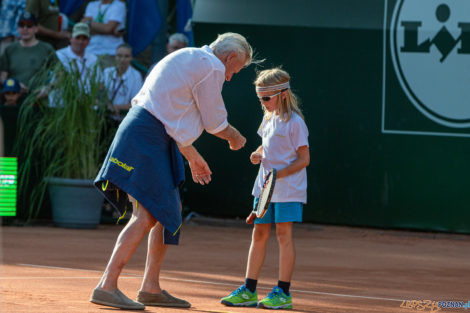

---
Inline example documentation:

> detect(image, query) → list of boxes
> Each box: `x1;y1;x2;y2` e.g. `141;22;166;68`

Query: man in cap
56;22;98;79
0;12;57;92
43;22;99;106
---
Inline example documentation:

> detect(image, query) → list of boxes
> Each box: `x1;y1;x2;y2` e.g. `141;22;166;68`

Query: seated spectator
103;43;142;122
148;32;189;74
56;22;98;80
166;32;189;54
1;78;22;107
0;78;23;156
26;0;71;49
0;0;26;55
46;22;99;106
81;0;126;68
0;12;57;92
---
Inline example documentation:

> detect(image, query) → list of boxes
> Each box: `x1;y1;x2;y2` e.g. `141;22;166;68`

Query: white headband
255;81;290;92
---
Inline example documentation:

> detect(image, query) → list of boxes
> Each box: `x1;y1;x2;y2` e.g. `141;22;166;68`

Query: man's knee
131;206;158;230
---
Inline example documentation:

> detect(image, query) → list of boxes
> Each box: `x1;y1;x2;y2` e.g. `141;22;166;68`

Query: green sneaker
258;286;292;309
221;285;258;307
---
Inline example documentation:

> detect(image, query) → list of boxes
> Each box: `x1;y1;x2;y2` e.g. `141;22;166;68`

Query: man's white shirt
56;46;99;79
49;46;99;107
132;45;229;147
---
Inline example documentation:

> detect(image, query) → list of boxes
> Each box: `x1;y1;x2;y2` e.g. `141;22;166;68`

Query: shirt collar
67;46;86;61
112;66;131;80
202;45;225;70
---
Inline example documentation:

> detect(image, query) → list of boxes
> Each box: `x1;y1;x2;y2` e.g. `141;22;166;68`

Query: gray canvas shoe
137;290;191;308
90;287;145;310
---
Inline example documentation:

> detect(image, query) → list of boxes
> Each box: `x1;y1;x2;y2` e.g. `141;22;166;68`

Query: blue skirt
94;105;185;244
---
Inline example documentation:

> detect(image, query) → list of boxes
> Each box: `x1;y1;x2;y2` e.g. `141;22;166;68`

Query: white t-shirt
103;66;143;105
84;0;126;56
252;112;309;203
132;45;229;146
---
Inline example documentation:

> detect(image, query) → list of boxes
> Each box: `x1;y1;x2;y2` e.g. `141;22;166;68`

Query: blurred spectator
1;77;22;107
0;12;57;92
81;0;126;68
0;0;26;55
148;32;188;74
56;22;98;79
103;43;142;122
26;0;71;49
166;32;188;54
45;22;99;106
0;78;23;156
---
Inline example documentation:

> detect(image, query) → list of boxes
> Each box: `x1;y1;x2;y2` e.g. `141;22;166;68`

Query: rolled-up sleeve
193;68;228;134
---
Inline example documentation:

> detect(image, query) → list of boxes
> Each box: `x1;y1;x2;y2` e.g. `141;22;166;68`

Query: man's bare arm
213;124;246;150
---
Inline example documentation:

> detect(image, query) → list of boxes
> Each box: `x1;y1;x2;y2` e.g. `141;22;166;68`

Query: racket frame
255;168;277;219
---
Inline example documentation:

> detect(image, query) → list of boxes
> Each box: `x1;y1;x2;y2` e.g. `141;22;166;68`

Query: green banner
0;157;17;216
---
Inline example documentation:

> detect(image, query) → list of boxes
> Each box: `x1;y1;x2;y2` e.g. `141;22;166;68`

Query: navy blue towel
95;105;185;244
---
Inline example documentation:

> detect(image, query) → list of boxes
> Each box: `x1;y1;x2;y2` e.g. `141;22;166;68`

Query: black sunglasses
18;22;35;28
258;89;288;102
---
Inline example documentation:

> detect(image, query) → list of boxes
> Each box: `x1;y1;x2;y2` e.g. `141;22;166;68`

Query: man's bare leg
97;200;156;291
140;222;167;294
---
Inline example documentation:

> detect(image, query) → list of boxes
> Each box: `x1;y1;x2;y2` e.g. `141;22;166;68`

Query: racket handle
246;212;256;224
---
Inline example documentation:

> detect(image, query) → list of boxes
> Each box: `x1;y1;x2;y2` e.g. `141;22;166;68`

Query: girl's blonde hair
254;67;303;121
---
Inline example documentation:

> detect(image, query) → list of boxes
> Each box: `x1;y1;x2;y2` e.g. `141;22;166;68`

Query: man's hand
178;144;212;185
228;129;246;150
213;124;246;150
36;86;49;99
20;82;29;93
57;30;71;40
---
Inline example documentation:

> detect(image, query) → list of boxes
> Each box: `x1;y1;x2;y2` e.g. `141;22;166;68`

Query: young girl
221;68;309;309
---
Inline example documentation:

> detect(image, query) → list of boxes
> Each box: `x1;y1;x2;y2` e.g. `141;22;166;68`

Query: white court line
5;263;404;303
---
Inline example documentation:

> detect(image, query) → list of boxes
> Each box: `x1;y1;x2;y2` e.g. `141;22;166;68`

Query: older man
166;32;189;54
147;32;189;74
90;32;253;310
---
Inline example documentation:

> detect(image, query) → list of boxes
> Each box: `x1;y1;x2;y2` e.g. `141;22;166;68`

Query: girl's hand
246;212;256;224
250;152;262;164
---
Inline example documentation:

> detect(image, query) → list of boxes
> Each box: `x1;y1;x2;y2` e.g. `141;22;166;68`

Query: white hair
168;33;189;46
209;32;254;66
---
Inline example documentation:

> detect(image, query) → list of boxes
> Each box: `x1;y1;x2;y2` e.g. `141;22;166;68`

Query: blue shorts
253;198;303;224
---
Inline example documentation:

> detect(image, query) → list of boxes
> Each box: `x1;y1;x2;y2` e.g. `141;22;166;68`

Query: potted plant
15;62;112;228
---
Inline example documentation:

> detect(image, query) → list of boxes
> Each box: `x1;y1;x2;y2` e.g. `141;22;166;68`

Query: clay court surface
0;218;468;313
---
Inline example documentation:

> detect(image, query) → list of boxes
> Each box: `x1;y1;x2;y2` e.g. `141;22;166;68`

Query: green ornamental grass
15;61;112;221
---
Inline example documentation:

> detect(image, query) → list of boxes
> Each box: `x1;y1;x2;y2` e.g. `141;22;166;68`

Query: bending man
91;32;253;310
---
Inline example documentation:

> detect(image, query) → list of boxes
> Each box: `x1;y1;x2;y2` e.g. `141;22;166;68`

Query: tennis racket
246;168;277;224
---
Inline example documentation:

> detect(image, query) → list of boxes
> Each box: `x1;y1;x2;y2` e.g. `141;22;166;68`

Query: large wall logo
383;0;470;136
